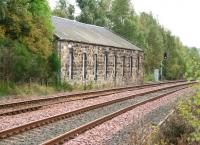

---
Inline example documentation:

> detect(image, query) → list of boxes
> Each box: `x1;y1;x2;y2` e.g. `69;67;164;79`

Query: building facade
52;16;144;86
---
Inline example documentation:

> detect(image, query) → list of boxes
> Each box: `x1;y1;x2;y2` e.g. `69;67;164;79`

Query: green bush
144;73;155;82
55;81;73;92
62;81;73;91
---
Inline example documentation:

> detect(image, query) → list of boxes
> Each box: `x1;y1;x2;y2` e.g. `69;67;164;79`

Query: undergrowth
0;81;57;98
144;73;156;82
0;80;114;98
151;84;200;145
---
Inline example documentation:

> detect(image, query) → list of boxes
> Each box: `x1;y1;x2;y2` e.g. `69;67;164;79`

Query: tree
76;0;111;27
67;4;75;19
48;52;61;84
11;43;33;82
184;47;200;79
0;0;54;82
111;0;132;30
53;0;75;19
0;0;7;20
136;13;164;74
76;0;97;24
161;31;184;79
0;0;53;57
109;0;142;45
0;39;32;81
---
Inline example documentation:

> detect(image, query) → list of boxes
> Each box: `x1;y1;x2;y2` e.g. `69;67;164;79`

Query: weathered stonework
55;40;144;86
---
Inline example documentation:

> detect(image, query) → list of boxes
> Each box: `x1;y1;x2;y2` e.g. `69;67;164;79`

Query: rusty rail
0;82;194;140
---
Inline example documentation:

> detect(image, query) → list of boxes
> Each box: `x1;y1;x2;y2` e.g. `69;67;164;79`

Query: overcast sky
49;0;200;48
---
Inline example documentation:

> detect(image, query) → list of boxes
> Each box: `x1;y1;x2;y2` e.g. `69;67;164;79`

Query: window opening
83;53;87;79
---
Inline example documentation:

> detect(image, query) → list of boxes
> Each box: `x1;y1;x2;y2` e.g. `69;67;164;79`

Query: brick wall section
56;40;144;86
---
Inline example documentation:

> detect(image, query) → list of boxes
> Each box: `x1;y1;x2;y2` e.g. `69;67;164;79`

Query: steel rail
0;82;194;140
40;86;188;145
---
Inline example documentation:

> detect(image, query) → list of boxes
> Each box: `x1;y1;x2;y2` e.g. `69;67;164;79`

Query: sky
49;0;200;48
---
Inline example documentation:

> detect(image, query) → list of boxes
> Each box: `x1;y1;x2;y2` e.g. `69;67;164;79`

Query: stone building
52;16;144;86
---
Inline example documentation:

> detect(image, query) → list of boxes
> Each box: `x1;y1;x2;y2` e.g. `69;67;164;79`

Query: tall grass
0;80;112;98
144;73;155;82
0;81;57;98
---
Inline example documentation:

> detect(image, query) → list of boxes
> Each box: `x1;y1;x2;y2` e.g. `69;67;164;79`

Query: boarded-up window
82;53;87;79
94;54;97;80
136;54;140;75
114;55;117;78
123;56;125;76
130;56;133;76
69;48;73;79
137;54;140;70
104;52;108;79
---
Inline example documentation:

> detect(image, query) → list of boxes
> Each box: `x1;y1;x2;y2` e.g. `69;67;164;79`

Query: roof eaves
56;38;143;52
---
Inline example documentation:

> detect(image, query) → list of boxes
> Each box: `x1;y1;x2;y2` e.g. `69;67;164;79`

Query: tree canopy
53;0;75;19
0;0;53;56
0;0;59;82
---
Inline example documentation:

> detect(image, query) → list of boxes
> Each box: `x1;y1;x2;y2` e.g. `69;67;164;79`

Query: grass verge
0;80;115;99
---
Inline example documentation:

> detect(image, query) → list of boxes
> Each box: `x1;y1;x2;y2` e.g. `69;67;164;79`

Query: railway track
0;80;187;116
0;81;195;145
42;89;181;145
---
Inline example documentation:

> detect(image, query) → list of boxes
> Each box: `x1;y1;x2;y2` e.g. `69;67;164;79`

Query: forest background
0;0;199;95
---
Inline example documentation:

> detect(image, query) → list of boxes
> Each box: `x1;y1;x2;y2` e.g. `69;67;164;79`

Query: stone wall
55;40;144;86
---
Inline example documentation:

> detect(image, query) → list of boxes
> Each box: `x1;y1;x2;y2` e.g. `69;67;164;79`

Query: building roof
52;16;142;51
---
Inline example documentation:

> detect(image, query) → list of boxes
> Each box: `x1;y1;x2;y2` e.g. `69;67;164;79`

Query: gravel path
63;87;194;145
0;83;183;131
0;88;182;145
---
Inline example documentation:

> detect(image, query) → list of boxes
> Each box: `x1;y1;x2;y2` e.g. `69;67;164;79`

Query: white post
154;69;159;82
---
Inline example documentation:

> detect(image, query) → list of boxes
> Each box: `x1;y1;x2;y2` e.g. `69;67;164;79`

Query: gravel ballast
63;87;194;145
104;90;196;145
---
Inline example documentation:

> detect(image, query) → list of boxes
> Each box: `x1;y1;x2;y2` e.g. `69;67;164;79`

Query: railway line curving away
0;80;197;145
